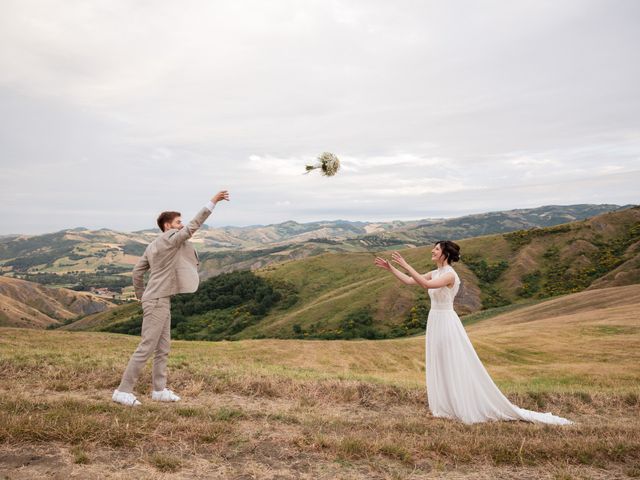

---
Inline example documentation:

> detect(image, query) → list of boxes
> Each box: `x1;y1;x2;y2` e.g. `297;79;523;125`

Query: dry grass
1;315;639;479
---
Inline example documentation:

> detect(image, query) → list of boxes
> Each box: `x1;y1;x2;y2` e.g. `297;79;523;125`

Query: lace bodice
427;265;460;310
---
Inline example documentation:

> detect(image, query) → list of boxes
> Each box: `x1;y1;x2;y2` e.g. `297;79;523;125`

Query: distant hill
61;205;640;340
396;203;628;242
0;276;113;329
197;204;633;276
0;205;628;294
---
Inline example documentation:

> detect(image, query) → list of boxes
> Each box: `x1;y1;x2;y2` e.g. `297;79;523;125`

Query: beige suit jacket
132;205;213;301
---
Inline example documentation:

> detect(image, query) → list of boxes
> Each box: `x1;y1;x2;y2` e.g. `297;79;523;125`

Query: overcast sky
1;0;638;234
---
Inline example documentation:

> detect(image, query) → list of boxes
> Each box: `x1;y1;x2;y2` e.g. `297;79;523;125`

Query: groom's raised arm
167;205;213;247
168;190;230;247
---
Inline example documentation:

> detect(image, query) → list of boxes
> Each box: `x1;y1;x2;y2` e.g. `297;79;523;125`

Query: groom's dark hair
157;211;181;232
435;240;461;263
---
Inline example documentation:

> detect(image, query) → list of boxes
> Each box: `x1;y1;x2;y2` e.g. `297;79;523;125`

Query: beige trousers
118;296;172;393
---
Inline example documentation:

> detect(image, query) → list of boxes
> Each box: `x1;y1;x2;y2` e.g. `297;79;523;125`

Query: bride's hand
391;251;409;269
374;257;392;271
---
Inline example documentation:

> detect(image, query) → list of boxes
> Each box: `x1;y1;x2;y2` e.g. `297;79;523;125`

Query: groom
112;189;230;406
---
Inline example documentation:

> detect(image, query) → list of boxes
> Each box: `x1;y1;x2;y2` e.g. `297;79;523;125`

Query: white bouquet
305;152;341;177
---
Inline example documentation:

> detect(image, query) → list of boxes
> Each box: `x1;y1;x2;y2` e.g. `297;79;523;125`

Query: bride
374;241;573;425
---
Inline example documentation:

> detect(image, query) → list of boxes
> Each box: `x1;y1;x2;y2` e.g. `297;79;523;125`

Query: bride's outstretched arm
375;256;432;286
375;256;416;284
390;251;454;289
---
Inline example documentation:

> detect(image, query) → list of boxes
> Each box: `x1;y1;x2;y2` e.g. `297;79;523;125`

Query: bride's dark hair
435;240;461;264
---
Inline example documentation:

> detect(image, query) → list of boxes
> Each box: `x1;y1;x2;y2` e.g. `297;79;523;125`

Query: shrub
102;271;297;341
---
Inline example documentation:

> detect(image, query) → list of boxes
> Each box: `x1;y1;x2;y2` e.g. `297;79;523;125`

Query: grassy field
1;285;640;479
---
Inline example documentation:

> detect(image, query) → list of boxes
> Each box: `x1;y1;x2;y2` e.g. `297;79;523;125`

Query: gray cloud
0;0;638;234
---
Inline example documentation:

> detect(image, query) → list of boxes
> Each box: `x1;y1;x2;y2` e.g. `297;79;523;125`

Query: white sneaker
151;388;181;402
112;389;141;406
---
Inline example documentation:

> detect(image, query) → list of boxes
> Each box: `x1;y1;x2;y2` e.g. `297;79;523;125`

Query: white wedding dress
425;265;573;425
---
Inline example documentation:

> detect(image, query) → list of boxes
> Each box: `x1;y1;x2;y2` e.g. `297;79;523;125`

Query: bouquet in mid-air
305;152;341;177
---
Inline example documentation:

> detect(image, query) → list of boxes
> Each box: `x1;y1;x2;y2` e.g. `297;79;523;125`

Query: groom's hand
211;190;230;204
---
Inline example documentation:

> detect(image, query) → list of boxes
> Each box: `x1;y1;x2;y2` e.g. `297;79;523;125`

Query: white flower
305;152;341;177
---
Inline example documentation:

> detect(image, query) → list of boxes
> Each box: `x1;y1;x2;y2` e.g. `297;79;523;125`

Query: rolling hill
61;205;640;341
172;203;637;277
0;205;628;296
237;205;640;339
0;276;113;328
